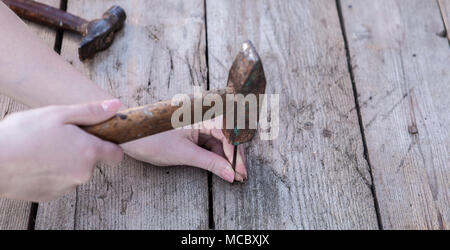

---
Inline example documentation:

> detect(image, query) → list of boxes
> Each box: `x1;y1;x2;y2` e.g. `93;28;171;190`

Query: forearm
0;2;113;107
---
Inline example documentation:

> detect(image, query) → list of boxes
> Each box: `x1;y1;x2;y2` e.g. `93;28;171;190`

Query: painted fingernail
101;99;121;112
221;165;235;183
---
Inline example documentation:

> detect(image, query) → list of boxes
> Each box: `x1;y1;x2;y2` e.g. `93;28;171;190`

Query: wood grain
206;0;379;229
0;0;59;230
341;0;449;229
35;0;209;229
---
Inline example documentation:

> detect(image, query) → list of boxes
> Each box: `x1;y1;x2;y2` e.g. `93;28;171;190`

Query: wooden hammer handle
2;0;88;34
83;88;231;144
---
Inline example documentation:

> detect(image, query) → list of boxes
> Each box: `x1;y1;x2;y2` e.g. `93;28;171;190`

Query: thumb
61;99;121;125
183;142;235;183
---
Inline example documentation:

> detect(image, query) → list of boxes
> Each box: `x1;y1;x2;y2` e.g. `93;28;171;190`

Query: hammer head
78;6;126;60
222;41;266;145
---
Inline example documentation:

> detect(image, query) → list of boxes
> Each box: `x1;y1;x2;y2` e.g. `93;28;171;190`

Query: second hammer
2;0;126;60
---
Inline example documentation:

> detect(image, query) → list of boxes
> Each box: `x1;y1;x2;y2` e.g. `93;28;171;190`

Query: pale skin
0;3;246;202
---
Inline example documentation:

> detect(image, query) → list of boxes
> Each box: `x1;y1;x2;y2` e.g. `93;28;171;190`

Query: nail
101;99;121;112
221;165;235;183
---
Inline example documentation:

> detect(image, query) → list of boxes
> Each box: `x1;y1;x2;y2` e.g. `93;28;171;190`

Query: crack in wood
336;0;383;230
166;48;174;89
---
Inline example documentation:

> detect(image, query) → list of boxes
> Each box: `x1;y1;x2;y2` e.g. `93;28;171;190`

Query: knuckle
43;105;63;116
186;129;199;143
104;143;124;162
41;106;65;122
206;157;219;172
82;143;99;162
73;168;93;185
102;143;115;154
85;103;102;117
112;145;124;158
73;148;97;185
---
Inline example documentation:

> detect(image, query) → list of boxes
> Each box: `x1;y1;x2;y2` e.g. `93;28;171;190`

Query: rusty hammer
84;41;266;172
2;0;126;60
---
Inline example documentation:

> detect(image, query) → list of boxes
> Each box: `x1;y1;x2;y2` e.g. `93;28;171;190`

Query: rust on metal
222;40;266;145
79;5;126;60
2;0;126;60
2;0;87;33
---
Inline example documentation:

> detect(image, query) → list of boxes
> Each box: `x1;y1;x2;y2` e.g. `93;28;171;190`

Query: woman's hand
0;3;246;186
0;100;123;202
121;117;247;183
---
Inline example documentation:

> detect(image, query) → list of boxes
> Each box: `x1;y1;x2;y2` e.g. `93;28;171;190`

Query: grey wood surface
341;0;449;229
206;0;379;229
0;0;59;230
2;0;449;230
36;0;209;229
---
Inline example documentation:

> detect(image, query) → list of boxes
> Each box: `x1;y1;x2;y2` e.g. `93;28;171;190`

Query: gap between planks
27;0;68;230
335;0;383;230
203;0;215;230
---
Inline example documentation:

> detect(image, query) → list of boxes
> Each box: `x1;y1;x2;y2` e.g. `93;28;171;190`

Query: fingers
200;116;223;130
199;125;248;182
58;99;124;165
90;136;124;166
236;145;247;181
71;137;123;186
60;99;121;125
182;141;235;183
223;144;247;182
203;137;226;158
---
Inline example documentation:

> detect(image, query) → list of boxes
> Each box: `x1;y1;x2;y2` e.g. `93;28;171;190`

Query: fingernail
235;172;244;182
101;99;121;112
238;152;246;168
221;165;235;183
237;153;247;180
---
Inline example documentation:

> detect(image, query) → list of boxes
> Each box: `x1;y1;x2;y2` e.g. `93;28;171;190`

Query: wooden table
0;0;448;230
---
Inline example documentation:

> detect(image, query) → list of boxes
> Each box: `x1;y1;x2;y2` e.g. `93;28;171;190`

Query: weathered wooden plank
0;0;60;230
36;0;209;229
438;0;450;42
207;0;378;229
341;0;449;229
